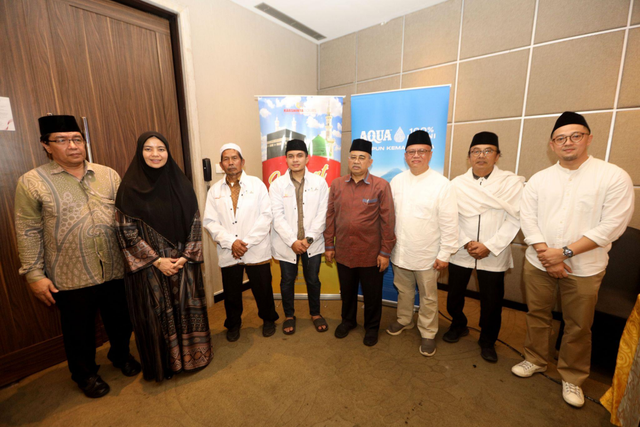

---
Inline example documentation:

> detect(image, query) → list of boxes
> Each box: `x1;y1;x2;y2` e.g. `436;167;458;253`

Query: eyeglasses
405;149;432;157
551;132;588;146
469;148;496;157
48;137;84;146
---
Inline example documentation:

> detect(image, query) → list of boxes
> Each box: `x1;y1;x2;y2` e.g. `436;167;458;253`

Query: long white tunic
521;156;634;277
450;166;525;272
390;168;459;271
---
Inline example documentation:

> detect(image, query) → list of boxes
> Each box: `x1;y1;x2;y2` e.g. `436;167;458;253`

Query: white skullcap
220;143;243;157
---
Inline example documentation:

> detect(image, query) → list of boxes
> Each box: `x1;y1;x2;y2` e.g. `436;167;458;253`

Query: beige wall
318;0;640;303
170;0;317;299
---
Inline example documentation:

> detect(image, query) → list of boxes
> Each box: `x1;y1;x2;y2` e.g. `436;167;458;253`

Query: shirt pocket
412;198;434;220
361;197;379;215
575;189;599;213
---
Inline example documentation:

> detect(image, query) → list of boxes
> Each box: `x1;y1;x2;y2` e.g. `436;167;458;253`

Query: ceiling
231;0;448;44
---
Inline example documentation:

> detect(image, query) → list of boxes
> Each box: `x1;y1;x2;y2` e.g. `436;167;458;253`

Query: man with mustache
512;112;634;408
204;143;279;342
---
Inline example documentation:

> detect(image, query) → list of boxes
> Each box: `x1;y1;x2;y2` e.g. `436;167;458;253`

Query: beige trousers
393;265;439;339
522;259;605;386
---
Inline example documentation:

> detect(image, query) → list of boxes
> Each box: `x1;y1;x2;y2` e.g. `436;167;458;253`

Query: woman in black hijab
115;131;212;381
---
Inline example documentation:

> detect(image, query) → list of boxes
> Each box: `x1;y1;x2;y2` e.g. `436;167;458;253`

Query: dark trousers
336;263;383;334
279;253;322;318
53;279;133;384
446;263;505;346
220;263;279;330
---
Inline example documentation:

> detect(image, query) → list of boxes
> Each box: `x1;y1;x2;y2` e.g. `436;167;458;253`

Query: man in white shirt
270;140;329;335
203;143;279;342
387;130;459;357
512;112;634;408
445;132;524;363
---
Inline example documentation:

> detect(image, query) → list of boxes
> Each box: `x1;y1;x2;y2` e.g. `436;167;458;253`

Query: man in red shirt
324;139;396;346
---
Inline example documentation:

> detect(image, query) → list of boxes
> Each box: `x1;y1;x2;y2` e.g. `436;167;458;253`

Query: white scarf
453;166;525;219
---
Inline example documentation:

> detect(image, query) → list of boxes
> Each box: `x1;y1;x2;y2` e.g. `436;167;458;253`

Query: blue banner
351;85;450;303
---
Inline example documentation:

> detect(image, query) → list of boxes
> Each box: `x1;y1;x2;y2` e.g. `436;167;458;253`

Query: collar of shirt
287;168;307;186
473;170;492;180
345;171;371;184
49;160;94;178
224;171;246;188
554;155;593;174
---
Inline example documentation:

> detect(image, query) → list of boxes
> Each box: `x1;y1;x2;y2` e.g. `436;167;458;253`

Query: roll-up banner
257;96;344;297
351;85;451;303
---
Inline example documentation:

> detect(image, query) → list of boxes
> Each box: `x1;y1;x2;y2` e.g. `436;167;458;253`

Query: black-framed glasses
470;148;496;157
551;132;588;146
48;137;84;146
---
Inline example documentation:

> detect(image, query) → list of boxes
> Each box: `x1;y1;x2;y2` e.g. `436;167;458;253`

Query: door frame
115;0;205;196
113;0;213;301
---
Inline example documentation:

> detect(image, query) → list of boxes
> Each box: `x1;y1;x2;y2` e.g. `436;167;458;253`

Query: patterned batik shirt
15;161;125;290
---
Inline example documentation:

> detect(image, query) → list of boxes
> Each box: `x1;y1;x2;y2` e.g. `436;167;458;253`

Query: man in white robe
444;132;524;363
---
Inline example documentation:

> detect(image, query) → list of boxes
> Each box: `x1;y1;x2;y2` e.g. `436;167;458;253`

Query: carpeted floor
0;291;615;426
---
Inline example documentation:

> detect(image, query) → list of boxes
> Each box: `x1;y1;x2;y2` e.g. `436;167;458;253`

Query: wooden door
0;0;185;386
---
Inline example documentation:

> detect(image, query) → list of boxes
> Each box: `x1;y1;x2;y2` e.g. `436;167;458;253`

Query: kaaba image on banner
267;128;306;159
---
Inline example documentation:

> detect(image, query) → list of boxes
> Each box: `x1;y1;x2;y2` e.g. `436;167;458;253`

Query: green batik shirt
15;161;125;290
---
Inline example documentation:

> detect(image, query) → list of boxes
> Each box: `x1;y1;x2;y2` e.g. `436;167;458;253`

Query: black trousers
336;263;383;334
53;279;133;384
220;263;279;330
446;263;505;346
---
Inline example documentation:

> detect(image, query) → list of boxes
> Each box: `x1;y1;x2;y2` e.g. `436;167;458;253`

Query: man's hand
29;278;58;306
232;239;248;259
324;250;335;263
155;258;180;276
377;255;389;272
291;240;308;255
536;247;566;268
433;259;448;271
546;262;572;279
467;242;490;260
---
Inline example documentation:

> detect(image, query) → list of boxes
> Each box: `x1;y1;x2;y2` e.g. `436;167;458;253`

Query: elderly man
386;130;458;357
324;138;396;347
270;139;329;334
203;143;279;342
512;112;634;407
445;132;524;363
15;115;140;398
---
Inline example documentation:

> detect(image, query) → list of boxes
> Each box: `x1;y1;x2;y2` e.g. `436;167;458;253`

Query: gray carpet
0;291;614;426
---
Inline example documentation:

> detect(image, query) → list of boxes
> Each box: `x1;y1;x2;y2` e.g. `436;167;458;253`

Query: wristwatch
306;237;314;244
562;246;574;258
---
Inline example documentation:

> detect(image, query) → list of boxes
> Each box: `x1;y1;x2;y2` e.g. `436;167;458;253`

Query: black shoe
363;333;378;347
334;322;356;339
480;344;498;363
442;327;469;343
263;321;276;337
78;375;110;398
113;355;141;377
227;327;240;342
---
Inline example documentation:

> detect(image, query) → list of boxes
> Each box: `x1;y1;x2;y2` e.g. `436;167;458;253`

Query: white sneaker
562;381;585;408
511;360;546;378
